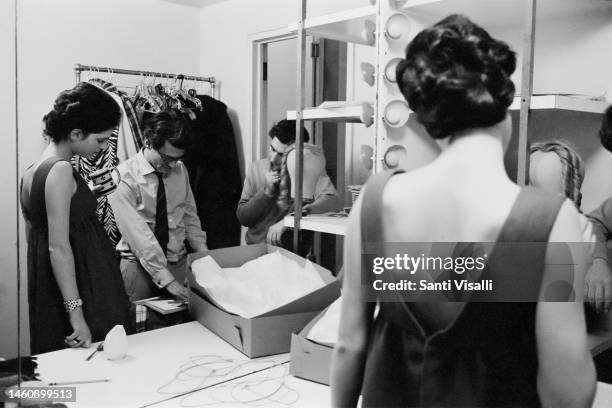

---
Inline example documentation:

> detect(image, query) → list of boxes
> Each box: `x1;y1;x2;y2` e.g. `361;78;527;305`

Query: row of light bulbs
365;0;412;168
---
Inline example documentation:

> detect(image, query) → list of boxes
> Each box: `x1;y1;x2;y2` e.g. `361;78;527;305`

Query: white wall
17;0;201;170
4;0;202;357
198;0;371;173
0;0;19;359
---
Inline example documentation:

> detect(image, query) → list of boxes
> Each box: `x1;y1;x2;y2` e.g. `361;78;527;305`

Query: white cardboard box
188;243;341;358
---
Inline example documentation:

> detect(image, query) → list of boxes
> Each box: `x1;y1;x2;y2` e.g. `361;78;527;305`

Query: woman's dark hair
43;82;121;142
396;14;516;139
530;141;585;209
269;119;310;145
143;109;193;150
599;105;612;152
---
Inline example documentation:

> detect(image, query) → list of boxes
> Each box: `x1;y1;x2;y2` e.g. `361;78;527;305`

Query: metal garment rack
74;63;217;99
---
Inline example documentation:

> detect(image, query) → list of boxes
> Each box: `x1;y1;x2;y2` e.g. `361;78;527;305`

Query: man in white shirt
110;110;208;309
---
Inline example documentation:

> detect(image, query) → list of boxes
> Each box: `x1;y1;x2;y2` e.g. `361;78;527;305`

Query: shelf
509;94;608;113
287;6;376;46
283;213;348;236
287;96;605;126
287;102;375;126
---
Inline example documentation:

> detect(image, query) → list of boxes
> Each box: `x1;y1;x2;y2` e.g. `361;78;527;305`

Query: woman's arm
536;200;596;408
46;162;91;348
330;192;375;407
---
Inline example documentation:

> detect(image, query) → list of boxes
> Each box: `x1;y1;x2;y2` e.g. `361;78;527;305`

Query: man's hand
165;280;189;301
302;204;312;215
264;171;280;197
586;258;612;314
267;220;287;246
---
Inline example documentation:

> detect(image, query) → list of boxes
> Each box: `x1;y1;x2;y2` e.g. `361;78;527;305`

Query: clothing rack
74;63;217;99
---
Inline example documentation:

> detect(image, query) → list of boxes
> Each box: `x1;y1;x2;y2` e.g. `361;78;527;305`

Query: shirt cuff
592;242;610;263
150;267;176;288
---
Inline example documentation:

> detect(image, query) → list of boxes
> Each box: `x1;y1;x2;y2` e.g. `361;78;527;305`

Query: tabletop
35;322;288;408
32;321;612;408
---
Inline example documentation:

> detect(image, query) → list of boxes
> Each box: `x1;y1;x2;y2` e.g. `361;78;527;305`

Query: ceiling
161;0;228;8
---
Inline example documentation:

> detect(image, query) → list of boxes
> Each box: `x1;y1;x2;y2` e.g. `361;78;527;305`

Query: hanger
181;77;202;111
141;72;162;113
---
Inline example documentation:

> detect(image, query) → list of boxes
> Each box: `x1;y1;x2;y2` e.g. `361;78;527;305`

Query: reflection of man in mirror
236;119;338;256
586;105;612;313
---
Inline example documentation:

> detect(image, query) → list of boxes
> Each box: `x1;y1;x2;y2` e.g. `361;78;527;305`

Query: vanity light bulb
361;62;376;87
383;100;410;128
384;58;403;83
385;13;410;41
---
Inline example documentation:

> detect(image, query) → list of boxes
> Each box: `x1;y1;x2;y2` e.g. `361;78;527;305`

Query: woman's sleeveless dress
21;157;133;354
358;170;565;408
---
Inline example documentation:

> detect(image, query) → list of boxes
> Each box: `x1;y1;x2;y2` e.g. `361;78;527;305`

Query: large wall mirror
3;0;612;400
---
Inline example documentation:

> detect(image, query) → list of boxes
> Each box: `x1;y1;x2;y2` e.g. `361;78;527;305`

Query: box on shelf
289;303;335;385
188;243;341;358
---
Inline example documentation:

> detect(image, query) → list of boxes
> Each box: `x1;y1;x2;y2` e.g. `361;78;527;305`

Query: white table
150;362;330;408
35;322;288;408
34;321;612;408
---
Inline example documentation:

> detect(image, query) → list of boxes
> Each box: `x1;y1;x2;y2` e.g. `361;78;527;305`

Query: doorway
251;32;346;272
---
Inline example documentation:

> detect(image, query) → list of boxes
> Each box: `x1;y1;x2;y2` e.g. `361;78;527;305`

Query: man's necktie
154;171;169;255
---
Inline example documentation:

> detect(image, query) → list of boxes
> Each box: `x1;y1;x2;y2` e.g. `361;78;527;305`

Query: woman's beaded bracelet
63;298;83;312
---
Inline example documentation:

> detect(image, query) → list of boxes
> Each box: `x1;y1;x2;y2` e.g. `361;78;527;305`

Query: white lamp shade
104;325;128;361
287;145;327;200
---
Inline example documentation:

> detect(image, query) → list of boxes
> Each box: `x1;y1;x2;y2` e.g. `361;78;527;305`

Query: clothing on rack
71;79;145;248
72;72;222;249
183;95;242;249
89;78;144;158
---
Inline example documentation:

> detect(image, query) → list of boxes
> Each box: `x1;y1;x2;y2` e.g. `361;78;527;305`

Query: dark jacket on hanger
183;95;242;249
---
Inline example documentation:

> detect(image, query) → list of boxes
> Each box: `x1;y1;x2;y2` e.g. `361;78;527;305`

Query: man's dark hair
143;109;193;150
268;119;310;145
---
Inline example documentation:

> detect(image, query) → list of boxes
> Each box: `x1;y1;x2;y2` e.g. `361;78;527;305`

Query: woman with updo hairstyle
331;15;595;407
20;82;132;354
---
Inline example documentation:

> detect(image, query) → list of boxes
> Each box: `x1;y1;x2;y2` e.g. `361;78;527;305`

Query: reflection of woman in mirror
331;15;595;407
586;105;612;314
20;82;132;354
529;141;585;209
